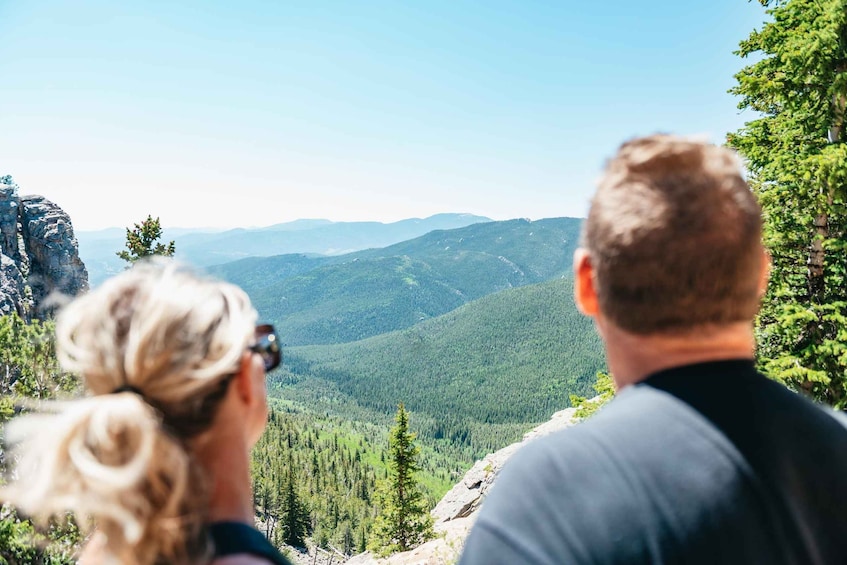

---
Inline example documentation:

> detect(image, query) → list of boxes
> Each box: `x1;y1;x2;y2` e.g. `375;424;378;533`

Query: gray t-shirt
459;360;847;565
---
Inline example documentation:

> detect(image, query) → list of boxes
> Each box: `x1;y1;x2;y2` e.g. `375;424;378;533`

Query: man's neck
601;321;756;390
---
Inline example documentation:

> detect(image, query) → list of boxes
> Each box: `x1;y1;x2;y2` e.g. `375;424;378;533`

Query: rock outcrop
344;406;584;565
0;177;88;319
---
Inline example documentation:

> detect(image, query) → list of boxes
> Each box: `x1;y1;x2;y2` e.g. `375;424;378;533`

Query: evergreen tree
279;456;310;548
728;0;847;406
116;215;176;265
358;527;367;554
341;523;355;556
368;403;433;556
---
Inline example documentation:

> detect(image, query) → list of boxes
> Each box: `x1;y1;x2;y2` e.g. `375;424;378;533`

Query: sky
0;1;770;232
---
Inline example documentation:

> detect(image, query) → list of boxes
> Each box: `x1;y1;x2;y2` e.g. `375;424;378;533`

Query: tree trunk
804;84;845;396
809;210;829;302
808;84;845;300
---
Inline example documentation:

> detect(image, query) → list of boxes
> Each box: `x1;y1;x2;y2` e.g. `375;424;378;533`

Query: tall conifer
368;403;433;556
279;455;310;547
728;0;847;406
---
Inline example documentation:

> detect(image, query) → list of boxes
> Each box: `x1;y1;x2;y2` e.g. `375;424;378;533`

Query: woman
1;258;292;564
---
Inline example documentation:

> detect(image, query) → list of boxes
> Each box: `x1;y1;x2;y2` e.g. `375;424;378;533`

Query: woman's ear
573;248;599;317
233;351;255;405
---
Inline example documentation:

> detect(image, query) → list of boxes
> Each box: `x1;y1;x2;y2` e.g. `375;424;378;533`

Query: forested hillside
276;276;605;460
212;217;583;346
1;215;600;560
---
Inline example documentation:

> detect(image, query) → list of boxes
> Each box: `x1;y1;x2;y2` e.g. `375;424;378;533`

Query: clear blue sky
0;0;768;231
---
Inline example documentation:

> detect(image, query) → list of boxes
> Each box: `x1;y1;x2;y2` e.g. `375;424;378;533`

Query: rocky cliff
0;177;88;319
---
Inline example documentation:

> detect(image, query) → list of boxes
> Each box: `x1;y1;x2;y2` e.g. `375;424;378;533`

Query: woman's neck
195;430;255;524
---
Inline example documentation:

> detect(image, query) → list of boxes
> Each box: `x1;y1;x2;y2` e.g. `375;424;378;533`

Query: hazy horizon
72;211;562;234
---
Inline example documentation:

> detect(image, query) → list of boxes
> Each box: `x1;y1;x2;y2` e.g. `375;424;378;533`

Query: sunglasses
248;324;282;372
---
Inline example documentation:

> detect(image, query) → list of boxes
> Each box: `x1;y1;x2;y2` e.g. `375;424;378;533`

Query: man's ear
573;248;599;317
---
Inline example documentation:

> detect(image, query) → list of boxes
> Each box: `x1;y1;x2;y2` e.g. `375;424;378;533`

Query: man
458;134;847;565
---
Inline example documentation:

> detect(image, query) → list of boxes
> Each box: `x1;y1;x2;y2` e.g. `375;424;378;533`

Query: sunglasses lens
252;325;282;371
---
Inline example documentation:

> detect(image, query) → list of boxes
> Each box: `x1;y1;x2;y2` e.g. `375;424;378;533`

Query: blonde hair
1;257;258;564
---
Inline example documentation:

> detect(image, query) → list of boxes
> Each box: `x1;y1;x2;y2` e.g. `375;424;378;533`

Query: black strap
207;521;293;565
111;384;144;396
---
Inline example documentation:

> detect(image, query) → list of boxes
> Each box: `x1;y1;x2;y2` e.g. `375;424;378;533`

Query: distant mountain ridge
209;217;584;346
77;213;491;286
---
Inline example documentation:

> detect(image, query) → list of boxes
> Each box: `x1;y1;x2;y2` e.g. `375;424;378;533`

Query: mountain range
77;213;491;286
209;216;583;346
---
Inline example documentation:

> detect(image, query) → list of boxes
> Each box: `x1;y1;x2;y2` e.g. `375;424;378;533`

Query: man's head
576;134;765;335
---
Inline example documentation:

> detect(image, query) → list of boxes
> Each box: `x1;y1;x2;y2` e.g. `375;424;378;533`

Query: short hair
583;134;763;334
2;257;258;564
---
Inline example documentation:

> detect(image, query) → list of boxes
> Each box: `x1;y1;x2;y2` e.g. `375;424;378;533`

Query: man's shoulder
463;364;847;565
492;385;702;491
465;387;737;565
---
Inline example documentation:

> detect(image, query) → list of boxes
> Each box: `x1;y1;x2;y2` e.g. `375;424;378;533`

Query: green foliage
0;396;13;424
570;372;615;420
116;215;176;265
368;404;433;556
0;314;76;400
0;507;41;565
0;314;80;562
728;0;847;406
0;507;80;565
